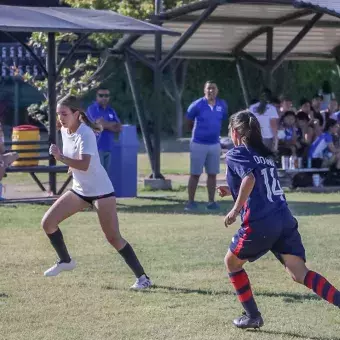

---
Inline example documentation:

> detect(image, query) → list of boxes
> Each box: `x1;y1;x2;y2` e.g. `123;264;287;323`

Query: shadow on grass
0;293;9;298
116;196;340;217
117;196;233;215
254;330;340;340
104;284;320;302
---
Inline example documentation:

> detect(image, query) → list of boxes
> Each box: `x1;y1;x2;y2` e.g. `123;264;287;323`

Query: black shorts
70;189;115;205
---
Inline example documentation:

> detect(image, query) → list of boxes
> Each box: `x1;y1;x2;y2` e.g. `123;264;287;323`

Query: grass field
1;189;340;340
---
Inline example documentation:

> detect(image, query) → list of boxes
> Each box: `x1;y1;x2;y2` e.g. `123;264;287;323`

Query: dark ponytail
256;88;272;115
58;95;102;133
230;110;274;158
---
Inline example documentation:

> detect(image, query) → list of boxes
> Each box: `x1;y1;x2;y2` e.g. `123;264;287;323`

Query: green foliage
20;32;103;131
83;58;340;138
64;0;194;47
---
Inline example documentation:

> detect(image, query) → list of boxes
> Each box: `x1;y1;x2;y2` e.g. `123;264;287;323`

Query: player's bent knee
225;253;243;273
41;215;56;233
290;274;304;284
105;233;123;249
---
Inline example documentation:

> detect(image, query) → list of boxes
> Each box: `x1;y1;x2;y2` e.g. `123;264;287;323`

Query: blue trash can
108;125;139;198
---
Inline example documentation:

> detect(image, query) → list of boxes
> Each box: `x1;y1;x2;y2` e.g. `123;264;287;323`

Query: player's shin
304;271;340;307
46;228;71;263
229;269;261;317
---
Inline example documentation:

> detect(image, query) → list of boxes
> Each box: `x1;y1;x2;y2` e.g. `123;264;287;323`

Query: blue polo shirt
86;102;120;152
186;97;227;145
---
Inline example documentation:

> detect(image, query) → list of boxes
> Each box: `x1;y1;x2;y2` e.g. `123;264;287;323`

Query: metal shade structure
110;0;340;180
117;0;340;61
0;5;179;194
0;5;180;34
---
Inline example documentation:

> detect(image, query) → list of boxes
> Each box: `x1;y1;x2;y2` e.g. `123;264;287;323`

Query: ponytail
79;111;102;133
248;116;273;157
58;95;102;133
230;110;274;158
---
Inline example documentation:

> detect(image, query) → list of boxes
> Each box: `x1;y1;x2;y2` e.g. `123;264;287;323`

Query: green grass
138;152;190;176
1;190;340;340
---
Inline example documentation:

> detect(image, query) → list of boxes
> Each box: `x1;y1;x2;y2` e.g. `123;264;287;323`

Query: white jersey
61;123;114;196
249;102;279;139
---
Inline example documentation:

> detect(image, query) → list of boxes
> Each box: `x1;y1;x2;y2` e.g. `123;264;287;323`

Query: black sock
47;228;71;263
118;243;145;278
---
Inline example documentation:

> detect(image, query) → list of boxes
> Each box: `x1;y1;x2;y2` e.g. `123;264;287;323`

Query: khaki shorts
190;142;221;175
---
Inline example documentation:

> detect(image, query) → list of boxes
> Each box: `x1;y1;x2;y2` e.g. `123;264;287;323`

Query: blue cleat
233;312;264;329
206;202;220;210
184;201;198;211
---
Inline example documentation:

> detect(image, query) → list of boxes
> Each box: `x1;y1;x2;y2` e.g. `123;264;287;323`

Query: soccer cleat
233;312;264;329
184;201;198;211
206;202;220;210
130;274;152;290
44;259;76;277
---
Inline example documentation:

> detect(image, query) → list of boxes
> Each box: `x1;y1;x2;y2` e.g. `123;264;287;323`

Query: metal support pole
153;33;164;179
14;80;19;126
263;27;274;90
271;13;323;72
124;55;155;174
236;59;250;108
266;27;273;64
47;32;57;194
152;0;164;179
159;3;217;70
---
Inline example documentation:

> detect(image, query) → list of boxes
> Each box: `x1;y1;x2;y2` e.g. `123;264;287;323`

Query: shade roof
0;5;180;35
116;0;340;60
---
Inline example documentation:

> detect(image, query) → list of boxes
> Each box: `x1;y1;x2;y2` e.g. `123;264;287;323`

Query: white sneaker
44;259;76;277
130;274;152;290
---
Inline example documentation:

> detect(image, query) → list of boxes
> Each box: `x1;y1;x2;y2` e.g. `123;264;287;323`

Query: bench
277;167;329;188
4;140;72;195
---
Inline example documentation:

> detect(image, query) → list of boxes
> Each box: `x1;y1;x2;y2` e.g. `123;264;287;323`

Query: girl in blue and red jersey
217;110;340;329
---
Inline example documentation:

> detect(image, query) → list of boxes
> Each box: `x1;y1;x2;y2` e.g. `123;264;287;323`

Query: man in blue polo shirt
86;87;122;173
185;80;228;211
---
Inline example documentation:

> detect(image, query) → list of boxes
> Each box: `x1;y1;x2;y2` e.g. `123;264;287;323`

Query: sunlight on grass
1;192;340;339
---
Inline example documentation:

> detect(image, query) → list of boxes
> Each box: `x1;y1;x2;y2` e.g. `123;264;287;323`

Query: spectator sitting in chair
321;98;338;127
278;111;298;157
308;119;340;169
306;117;323;144
300;97;324;128
185;80;228;211
86;87;122;173
296;111;310;161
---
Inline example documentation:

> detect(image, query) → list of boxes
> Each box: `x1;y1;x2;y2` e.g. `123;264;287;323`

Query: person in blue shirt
217;110;340;329
308;118;340;168
185;80;228;211
86;87;122;173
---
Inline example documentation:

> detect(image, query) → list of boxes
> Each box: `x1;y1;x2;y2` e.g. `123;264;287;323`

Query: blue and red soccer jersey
226;145;287;223
225;145;305;262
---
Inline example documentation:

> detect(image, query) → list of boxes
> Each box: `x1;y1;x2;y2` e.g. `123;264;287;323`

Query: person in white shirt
248;88;279;151
42;96;151;290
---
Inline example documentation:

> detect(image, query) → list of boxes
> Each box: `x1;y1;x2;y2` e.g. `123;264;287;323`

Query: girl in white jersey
42;96;152;290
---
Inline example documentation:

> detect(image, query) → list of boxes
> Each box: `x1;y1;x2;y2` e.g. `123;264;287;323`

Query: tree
64;0;194;46
19;32;114;131
163;59;189;138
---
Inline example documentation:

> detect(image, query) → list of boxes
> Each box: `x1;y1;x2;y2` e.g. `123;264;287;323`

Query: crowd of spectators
249;89;340;172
